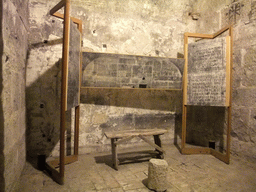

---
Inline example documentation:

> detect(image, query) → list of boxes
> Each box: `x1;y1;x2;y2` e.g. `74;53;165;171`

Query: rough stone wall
27;0;195;158
221;0;256;162
74;0;195;57
191;0;228;33
27;0;256;163
1;0;29;191
0;1;3;189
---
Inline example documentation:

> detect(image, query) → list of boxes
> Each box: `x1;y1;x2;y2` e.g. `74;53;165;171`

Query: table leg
154;135;164;159
111;138;118;170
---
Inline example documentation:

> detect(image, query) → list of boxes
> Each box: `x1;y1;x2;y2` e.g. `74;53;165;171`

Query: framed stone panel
82;52;184;90
67;20;81;110
187;37;227;106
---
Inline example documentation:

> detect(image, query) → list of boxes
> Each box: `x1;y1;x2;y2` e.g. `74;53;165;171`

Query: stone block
233;88;256;108
249;108;256;143
148;158;168;192
242;48;256;87
231;107;250;142
92;113;108;124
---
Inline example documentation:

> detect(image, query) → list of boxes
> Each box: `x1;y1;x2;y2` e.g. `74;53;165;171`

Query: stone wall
1;0;29;191
26;0;195;158
191;0;228;33
221;0;256;162
26;0;256;164
0;1;3;189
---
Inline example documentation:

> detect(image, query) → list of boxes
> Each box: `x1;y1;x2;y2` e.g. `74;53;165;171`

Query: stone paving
17;144;256;192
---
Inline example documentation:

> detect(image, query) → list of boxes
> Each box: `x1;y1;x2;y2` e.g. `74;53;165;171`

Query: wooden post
74;19;82;156
181;33;189;152
111;138;118;170
226;26;233;163
154;135;164;159
49;0;83;184
181;105;187;151
153;135;162;148
59;0;71;183
225;36;231;106
50;0;65;15
74;105;79;155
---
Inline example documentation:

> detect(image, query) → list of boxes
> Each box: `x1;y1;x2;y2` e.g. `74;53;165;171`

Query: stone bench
104;129;167;170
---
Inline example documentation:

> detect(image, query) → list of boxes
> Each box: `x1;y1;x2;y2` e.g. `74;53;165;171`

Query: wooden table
104;129;167;170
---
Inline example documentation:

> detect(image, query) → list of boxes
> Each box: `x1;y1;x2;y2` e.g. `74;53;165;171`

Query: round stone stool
147;158;168;192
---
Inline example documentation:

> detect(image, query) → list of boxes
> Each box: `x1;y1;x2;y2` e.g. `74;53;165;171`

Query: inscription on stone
67;20;80;110
187;37;227;106
82;52;184;89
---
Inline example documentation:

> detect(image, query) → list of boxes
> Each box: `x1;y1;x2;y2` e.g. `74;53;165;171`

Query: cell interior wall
25;0;256;164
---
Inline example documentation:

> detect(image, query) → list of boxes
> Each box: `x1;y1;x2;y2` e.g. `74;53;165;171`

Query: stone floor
17;144;256;192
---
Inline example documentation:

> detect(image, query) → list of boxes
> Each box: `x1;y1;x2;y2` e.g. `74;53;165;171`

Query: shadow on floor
94;150;160;169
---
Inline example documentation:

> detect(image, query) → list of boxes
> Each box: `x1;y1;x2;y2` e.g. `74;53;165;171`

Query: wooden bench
104;129;167;170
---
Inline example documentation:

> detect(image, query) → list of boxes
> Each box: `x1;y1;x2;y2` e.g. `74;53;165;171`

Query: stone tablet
67;20;80;110
82;52;184;89
187;37;227;106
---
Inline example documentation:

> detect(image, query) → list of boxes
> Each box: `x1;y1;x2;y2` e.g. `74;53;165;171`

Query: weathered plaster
1;0;28;191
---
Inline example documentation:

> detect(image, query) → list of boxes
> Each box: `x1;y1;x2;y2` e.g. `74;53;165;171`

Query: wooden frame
45;0;82;184
181;26;233;164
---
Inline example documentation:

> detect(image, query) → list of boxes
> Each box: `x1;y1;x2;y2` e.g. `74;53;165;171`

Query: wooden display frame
45;0;82;184
182;26;233;164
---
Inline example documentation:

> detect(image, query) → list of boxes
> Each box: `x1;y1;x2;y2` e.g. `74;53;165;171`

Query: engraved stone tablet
67;20;80;110
187;37;227;106
82;52;184;89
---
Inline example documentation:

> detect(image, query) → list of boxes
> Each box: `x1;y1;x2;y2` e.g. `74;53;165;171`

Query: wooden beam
81;86;182;91
210;149;229;164
111;138;118;170
225;36;231;107
59;0;70;181
52;12;83;33
74;106;80;155
47;155;78;168
138;135;165;153
115;136;136;145
185;32;213;39
181;147;211;154
181;33;189;151
181;105;187;151
82;49;186;60
213;25;231;38
105;129;167;139
226;26;233;163
50;0;66;16
45;163;64;185
52;11;64;19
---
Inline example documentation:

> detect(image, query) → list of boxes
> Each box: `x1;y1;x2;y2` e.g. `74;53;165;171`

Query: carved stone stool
147;158;168;192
